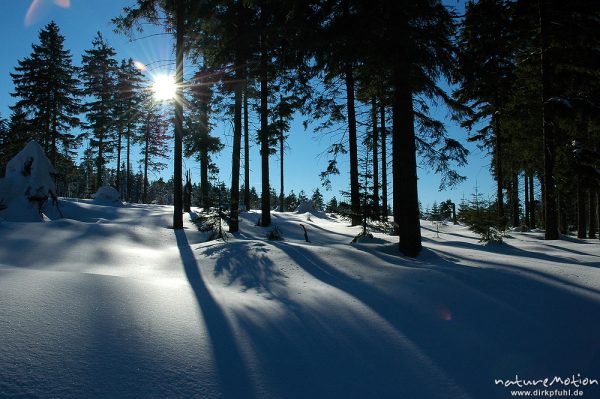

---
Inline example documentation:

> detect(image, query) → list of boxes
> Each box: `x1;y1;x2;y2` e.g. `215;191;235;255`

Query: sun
152;74;177;101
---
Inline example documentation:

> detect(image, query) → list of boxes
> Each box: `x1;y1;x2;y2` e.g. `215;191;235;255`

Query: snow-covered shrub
92;186;122;206
191;210;226;241
296;200;315;214
296;200;327;219
0;141;58;222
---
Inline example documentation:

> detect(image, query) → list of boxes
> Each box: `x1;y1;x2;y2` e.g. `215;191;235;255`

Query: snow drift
0;141;57;222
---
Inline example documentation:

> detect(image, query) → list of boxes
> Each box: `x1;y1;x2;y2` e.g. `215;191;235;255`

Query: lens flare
25;0;71;27
436;305;453;321
133;61;147;72
54;0;70;8
25;0;44;26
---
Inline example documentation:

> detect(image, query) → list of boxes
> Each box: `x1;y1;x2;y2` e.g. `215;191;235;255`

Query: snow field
0;201;599;398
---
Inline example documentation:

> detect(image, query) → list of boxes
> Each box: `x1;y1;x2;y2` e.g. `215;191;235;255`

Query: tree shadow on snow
271;241;600;399
421;236;600;269
201;241;289;302
175;230;256;399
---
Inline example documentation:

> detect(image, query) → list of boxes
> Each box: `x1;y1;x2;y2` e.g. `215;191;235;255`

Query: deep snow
1;200;599;399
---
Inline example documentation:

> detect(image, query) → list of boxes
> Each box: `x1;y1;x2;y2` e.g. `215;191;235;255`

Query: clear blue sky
0;0;495;208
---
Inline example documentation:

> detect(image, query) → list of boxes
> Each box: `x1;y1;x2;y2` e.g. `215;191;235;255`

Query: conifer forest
1;2;600;398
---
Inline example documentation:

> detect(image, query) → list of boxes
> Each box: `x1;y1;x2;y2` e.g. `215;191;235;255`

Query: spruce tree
115;58;145;199
138;101;170;204
455;0;516;223
377;0;465;256
81;32;118;190
311;188;325;211
0;115;9;176
114;0;196;229
10;21;80;164
310;0;364;226
285;190;298;211
185;67;223;209
0;109;31;176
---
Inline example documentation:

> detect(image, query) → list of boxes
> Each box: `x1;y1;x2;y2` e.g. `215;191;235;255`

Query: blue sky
0;0;495;208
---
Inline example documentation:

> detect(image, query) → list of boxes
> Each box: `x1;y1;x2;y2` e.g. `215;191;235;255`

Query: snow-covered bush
296;200;315;214
0;141;57;222
92;186;123;206
295;200;327;219
190;210;226;241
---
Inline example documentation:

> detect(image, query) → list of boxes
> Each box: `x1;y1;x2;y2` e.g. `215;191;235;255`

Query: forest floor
1;199;599;399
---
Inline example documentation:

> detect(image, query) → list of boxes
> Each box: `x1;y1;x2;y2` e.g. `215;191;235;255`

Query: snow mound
0;141;57;222
92;186;123;206
295;200;327;219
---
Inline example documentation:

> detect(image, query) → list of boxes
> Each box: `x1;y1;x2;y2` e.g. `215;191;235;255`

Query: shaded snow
0;204;599;398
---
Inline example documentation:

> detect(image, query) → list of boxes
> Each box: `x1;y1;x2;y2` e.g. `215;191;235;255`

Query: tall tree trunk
200;150;209;208
577;176;587;239
172;0;184;230
540;174;545;227
344;63;361;226
244;87;250;211
97;135;103;189
494;113;504;222
511;172;519;227
51;106;57;165
539;0;558;239
229;69;243;232
279;111;285;212
588;189;597;239
530;174;536;229
524;173;530;227
116;128;122;194
259;38;271;227
596;190;600;241
371;97;379;219
380;104;388;218
126;127;131;202
143;126;149;204
558;189;567;234
393;69;422;257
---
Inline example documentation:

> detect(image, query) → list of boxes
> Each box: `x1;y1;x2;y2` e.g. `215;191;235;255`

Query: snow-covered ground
1;200;599;399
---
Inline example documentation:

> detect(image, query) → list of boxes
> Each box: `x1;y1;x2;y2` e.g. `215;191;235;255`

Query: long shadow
422;237;600;269
175;230;256;399
273;241;600;399
427;246;600;297
542;242;600;258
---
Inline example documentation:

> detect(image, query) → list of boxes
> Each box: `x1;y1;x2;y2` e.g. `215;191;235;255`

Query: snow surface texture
92;185;123;206
0;204;599;398
0;141;57;222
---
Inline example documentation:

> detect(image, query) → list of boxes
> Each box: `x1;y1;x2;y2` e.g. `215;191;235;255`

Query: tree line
1;0;599;256
0;22;171;204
